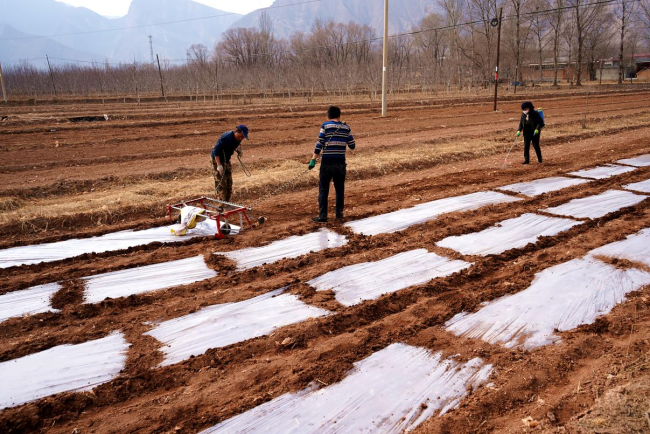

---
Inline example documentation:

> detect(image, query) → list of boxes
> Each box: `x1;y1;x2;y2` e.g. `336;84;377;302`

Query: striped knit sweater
314;121;356;163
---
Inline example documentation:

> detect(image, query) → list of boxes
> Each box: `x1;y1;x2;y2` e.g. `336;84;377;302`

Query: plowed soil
1;87;650;433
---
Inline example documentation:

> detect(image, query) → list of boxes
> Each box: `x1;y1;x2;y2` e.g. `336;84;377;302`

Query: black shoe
312;217;327;223
522;161;530;165
538;160;543;164
336;214;344;220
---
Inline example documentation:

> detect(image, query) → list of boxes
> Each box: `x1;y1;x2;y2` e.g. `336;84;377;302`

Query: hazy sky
56;0;275;17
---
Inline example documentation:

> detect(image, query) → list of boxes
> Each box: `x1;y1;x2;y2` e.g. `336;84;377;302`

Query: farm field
1;87;650;433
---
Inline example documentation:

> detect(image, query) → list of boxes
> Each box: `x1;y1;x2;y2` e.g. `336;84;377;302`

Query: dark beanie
521;101;535;110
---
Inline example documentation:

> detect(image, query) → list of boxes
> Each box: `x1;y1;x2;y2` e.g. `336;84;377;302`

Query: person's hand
516;131;521;137
236;148;243;157
308;159;316;170
217;164;224;175
534;129;539;136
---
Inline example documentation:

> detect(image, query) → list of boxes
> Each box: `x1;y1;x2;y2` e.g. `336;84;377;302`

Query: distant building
522;53;650;83
601;53;650;80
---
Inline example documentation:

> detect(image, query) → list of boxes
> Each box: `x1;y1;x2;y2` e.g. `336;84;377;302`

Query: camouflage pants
211;158;233;202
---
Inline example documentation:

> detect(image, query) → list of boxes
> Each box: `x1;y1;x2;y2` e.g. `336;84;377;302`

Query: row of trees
4;1;650;99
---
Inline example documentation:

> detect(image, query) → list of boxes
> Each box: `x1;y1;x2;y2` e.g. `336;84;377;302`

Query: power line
199;0;628;63
3;57;47;66
210;0;626;62
1;0;632;68
0;0;322;42
47;57;152;66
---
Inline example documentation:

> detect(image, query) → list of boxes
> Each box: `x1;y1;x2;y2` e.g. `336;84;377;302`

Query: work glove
308;159;316;170
534;129;539;136
236;148;243;157
217;164;224;176
516;131;521;137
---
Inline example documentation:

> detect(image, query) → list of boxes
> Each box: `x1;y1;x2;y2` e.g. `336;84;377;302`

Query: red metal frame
166;196;253;239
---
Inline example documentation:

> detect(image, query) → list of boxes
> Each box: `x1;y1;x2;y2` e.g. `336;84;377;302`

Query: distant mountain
0;24;104;68
227;0;436;39
108;0;242;61
0;0;241;63
0;0;436;65
0;0;113;59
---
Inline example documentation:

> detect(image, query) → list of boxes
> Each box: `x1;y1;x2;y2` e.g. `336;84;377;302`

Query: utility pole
45;54;57;97
0;61;7;103
156;54;166;101
149;35;154;63
493;8;503;111
133;57;140;104
381;0;388;117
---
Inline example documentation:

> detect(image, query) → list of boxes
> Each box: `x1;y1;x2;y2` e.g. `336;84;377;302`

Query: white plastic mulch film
345;191;522;236
219;229;348;271
436;213;582;256
83;256;218;304
201;343;492;434
624;178;650;194
146;289;330;367
543;189;647;219
307;249;471;306
617;154;650;167
568;164;637;179
445;257;650;349
0;219;229;269
0;331;130;410
0;283;61;324
588;228;650;268
497;176;590;197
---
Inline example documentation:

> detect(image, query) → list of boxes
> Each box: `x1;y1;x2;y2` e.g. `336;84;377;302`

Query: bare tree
530;1;551;83
615;0;638;83
507;0;531;87
640;0;650;45
568;0;605;85
548;0;564;86
415;13;449;93
584;8;614;81
465;0;501;87
187;44;209;66
438;0;467;89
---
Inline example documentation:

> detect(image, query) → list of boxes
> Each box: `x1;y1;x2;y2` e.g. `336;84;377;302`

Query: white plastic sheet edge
624;178;650;194
308;249;471;306
83;255;217;304
436;213;582;256
146;289;330;366
218;229;348;271
567;164;637;179
543;189;647;219
344;191;522;236
497;177;591;197
0;283;62;324
0;331;130;410
201;343;492;433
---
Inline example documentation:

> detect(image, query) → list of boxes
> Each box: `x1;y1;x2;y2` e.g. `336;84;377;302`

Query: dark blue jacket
211;131;242;164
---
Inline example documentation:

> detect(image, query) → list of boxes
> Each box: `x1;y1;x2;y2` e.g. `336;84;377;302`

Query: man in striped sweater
308;106;356;223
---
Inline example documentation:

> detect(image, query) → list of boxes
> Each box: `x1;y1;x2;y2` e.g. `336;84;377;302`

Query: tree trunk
618;0;626;84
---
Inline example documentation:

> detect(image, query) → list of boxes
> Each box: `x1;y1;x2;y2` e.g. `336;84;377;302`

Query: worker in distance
308;106;356;223
516;101;545;165
211;124;248;202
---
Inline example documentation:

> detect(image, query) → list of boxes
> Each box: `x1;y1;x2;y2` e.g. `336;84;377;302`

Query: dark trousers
523;133;543;163
318;163;346;219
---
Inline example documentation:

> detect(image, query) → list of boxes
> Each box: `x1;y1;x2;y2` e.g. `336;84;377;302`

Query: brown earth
1;87;650;433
